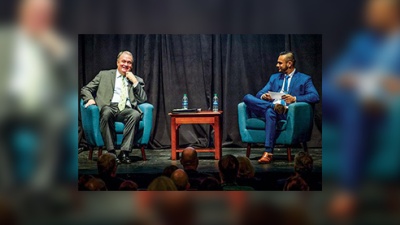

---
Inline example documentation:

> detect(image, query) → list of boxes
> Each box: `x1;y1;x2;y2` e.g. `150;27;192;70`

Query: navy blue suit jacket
256;71;320;104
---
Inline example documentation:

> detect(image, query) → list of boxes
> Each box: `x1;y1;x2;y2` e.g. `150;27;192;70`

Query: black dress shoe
119;151;131;164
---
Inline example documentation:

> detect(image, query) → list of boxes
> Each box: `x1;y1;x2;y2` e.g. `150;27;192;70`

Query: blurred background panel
0;0;400;225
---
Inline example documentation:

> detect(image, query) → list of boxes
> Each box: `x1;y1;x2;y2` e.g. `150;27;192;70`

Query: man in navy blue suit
243;51;320;164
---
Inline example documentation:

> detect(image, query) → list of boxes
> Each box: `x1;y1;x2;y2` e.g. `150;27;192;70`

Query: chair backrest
237;102;314;145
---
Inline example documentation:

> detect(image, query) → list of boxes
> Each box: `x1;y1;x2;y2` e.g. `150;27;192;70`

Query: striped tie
118;77;127;111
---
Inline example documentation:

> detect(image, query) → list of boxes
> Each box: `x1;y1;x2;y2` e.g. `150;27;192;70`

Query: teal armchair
237;102;314;161
80;99;154;160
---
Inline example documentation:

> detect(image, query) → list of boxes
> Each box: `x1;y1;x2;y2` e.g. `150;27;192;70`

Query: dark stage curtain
78;34;322;149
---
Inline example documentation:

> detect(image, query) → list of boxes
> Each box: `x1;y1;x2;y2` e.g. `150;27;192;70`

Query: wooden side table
168;111;223;160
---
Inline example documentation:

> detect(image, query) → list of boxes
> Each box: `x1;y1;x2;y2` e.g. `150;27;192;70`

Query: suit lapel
289;71;299;95
111;69;116;90
277;73;285;91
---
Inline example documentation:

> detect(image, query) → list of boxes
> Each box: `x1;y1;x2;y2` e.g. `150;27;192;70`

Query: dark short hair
283;175;309;191
279;51;296;65
97;153;117;177
119;180;138;191
294;151;313;175
198;177;222;191
237;156;255;178
218;154;239;183
162;165;179;177
85;178;107;191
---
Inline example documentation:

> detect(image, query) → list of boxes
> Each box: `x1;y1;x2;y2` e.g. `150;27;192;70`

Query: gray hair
117;51;133;61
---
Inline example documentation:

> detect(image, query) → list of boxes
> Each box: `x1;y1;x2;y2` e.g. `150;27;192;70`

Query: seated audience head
237;156;255;178
97;153;118;178
171;169;190;191
294;151;313;176
218;154;239;184
162;165;179;177
78;174;94;190
119;180;138;191
85;178;107;191
198;177;222;191
283;175;310;191
180;147;199;170
148;176;177;191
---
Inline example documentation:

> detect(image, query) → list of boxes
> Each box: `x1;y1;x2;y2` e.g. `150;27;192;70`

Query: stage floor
78;147;322;190
78;147;322;175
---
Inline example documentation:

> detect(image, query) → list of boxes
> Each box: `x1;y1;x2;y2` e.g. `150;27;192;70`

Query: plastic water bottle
213;94;218;112
182;94;188;109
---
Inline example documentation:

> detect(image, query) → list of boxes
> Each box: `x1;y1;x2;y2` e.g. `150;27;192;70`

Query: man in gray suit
81;51;147;164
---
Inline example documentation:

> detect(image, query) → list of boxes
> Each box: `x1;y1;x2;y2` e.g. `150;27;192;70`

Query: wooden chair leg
88;147;93;160
141;145;147;161
98;147;103;158
246;143;251;158
302;142;308;152
287;147;292;162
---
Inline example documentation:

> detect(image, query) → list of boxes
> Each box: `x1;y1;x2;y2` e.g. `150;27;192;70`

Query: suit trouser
243;94;287;153
100;103;141;152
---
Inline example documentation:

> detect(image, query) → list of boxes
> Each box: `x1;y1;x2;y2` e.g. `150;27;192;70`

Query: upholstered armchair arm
80;99;104;146
284;102;313;143
237;102;250;139
138;103;154;145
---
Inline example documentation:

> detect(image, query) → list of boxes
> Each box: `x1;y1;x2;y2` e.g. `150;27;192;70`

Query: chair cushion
246;118;287;130
115;121;144;133
246;118;266;130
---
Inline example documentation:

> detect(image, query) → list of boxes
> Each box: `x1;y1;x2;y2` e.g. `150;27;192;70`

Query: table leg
171;118;177;160
176;126;180;160
214;115;221;160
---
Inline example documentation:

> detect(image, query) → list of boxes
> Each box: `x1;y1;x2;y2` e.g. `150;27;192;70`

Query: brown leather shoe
274;104;286;115
258;152;273;164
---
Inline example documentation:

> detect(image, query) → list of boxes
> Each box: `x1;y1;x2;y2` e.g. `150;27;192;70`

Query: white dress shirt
280;68;296;93
111;70;132;108
272;69;296;105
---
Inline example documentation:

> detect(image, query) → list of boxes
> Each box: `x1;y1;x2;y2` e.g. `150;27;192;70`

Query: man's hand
282;94;296;104
84;99;96;108
261;93;273;101
126;72;139;85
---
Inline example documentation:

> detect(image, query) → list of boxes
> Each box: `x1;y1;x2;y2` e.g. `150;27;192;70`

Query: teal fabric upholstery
80;99;153;160
238;102;314;159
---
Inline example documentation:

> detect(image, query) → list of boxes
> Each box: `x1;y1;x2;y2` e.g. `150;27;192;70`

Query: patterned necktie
283;75;289;93
281;75;289;106
118;77;127;111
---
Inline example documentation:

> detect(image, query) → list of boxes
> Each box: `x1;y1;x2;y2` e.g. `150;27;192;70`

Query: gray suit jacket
81;69;147;111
